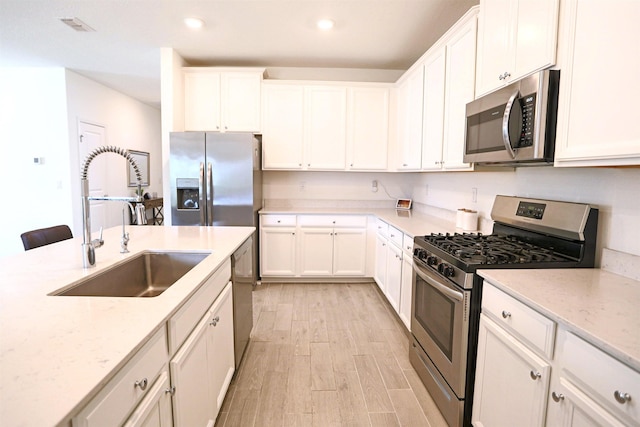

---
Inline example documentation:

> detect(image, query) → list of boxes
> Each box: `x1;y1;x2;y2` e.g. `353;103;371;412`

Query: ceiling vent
60;17;95;32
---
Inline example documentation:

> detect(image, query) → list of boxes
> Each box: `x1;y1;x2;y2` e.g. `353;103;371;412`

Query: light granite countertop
0;225;254;427
259;207;457;237
478;268;640;372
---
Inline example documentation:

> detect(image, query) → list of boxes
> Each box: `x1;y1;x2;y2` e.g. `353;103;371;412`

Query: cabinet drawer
388;225;403;247
261;214;296;227
482;283;556;358
72;327;168;427
298;215;367;227
562;332;640;423
167;259;231;355
375;218;388;237
402;233;414;255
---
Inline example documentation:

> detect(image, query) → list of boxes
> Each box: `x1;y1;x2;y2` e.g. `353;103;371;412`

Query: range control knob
438;263;455;278
413;248;428;260
426;256;438;266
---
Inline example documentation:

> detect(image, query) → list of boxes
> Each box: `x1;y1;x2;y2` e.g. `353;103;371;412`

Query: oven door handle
413;262;464;302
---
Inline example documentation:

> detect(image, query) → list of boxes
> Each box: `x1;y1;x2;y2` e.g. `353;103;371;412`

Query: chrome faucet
80;146;147;268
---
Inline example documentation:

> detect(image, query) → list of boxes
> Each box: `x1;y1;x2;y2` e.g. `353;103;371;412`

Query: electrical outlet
299;181;305;192
372;180;378;192
425;184;429;196
472;188;478;203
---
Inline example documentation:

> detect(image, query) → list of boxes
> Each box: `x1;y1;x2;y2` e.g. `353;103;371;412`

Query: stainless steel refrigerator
169;131;261;367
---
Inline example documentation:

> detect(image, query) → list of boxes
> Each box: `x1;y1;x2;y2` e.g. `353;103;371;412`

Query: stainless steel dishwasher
231;234;255;368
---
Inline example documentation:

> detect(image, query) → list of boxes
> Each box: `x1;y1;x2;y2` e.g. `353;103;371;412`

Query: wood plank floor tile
216;282;449;427
310;342;336;390
354;354;394;412
369;412;401;427
388;388;430;426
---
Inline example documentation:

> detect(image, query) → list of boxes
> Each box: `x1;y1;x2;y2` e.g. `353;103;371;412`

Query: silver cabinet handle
614;390;632;404
530;370;541;380
209;316;220;326
165;386;176;396
134;378;148;390
501;310;511;319
551;391;564;402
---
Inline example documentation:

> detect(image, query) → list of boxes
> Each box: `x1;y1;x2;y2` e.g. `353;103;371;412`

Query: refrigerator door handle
199;162;205;226
206;162;214;226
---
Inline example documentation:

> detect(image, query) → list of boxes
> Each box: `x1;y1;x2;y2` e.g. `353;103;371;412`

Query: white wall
0;67;161;258
65;70;162;235
0;68;72;257
262;167;640;261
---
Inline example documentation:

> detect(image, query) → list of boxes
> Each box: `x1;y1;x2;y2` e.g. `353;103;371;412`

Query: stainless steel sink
52;251;210;297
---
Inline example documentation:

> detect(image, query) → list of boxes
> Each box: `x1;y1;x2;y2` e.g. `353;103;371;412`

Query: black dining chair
21;225;73;251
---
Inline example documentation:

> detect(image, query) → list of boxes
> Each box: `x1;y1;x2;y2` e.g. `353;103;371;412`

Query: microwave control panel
518;93;536;147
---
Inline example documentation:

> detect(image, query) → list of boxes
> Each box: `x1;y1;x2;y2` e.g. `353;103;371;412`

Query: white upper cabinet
421;7;477;172
261;83;305;169
304;85;348;170
395;67;424;170
554;0;640;166
347;86;390;170
475;0;559;97
184;68;263;132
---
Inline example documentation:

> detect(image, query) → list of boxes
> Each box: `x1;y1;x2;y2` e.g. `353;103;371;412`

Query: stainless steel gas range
409;195;599;427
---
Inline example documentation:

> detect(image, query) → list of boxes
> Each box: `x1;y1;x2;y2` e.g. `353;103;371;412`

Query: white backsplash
601;248;640;282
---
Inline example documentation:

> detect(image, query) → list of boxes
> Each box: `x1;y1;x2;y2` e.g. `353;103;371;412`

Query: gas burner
419;232;572;265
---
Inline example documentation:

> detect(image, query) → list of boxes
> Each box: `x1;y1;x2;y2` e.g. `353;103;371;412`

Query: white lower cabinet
373;220;405;314
384;242;403;312
399;233;414;330
123;371;173;427
473;314;551;427
475;280;640;427
170;282;234;427
72;328;169;427
260;215;297;277
374;233;388;292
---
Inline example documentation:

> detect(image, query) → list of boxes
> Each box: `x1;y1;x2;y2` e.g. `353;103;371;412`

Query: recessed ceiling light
59;17;95;32
184;17;205;29
317;19;334;30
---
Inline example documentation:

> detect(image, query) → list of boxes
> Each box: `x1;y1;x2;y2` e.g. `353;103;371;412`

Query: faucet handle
93;227;104;248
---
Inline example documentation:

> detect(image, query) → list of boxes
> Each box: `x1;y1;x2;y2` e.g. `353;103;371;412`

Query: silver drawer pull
501;310;511;319
529;370;541;380
551;391;564;402
134;378;148;391
614;390;632;404
209;316;220;326
165;386;176;396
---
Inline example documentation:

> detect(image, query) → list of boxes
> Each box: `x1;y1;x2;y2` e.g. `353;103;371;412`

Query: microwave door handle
413;263;464;302
502;90;520;159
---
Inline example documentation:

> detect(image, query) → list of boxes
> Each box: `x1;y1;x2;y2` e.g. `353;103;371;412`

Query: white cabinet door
123;371;173;427
347;87;389;170
184;71;221;131
396;68;424;170
475;0;559;96
421;48;447;171
221;72;261;132
170;309;214;427
385;243;403;313
399;256;413;330
207;283;235;418
304;86;347;170
299;227;334;276
547;377;627;427
261;83;305;169
333;227;367;276
374;234;387;292
472;314;550;427
554;0;640;166
442;16;476;171
260;226;297;276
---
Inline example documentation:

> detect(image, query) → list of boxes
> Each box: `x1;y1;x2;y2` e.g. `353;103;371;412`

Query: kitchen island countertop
0;225;254;426
478;268;640;372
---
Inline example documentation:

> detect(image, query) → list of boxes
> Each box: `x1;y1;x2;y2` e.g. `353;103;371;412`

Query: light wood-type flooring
215;282;448;427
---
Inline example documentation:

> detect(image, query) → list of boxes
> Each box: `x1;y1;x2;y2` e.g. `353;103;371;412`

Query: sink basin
52;251;210;297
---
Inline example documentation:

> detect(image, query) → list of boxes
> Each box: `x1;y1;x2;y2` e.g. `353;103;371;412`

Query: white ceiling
0;0;478;107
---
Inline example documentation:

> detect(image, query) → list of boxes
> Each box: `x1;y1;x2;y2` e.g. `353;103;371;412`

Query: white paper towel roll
456;209;465;229
462;210;478;232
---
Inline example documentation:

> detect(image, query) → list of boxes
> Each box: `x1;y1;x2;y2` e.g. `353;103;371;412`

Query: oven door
411;260;471;397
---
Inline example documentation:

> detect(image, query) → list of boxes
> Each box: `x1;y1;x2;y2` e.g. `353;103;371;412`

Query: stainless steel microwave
464;70;560;165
